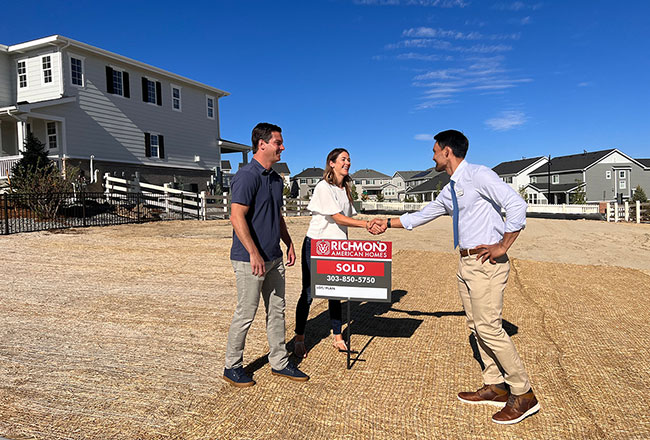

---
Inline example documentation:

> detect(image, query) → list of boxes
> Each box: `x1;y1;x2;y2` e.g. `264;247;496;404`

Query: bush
632;185;648;202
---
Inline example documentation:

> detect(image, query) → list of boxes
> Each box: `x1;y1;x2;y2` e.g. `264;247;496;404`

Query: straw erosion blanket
1;217;649;440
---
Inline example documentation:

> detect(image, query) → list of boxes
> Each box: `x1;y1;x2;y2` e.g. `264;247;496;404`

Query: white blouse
306;180;357;240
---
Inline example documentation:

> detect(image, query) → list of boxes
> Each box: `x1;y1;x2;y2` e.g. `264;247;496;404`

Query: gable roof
529;149;615;175
637;158;650;168
407;173;450;193
292;167;324;178
271;162;290;174
393;170;422;180
408;167;436;180
351;169;391;179
493;156;546;176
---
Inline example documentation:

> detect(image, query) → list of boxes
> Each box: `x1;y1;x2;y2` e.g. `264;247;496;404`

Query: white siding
15;50;63;103
37;47;222;171
0;50;13;106
599;151;632;165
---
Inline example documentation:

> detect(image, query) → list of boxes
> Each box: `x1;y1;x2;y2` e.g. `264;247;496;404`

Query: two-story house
524;149;650;204
351;169;391;200
492;156;548;193
392;170;422;201
290;167;324;199
272;162;291;189
406;171;450;202
0;35;250;191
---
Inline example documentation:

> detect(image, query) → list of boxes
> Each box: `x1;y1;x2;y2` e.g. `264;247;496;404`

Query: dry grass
1;217;649;439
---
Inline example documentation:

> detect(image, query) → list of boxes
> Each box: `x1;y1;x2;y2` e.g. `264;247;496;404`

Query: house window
528;193;538;204
171;85;181;111
503;176;513;183
206;96;215;119
605;170;611;179
42;56;52;84
142;77;162;105
46;122;57;149
530;176;537;183
619;180;626;190
300;179;306;184
70;56;84;86
619;170;625;179
17;61;27;88
144;132;165;158
106;66;130;97
552;175;559;184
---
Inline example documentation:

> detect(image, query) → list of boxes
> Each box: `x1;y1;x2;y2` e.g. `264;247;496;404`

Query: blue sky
3;0;649;175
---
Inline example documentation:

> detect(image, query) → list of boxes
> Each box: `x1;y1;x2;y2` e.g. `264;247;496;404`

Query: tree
376;193;385;202
9;132;80;219
434;180;443;199
569;181;586;204
361;192;369;201
282;185;291;197
350;183;358;201
518;185;527;200
632;185;648;202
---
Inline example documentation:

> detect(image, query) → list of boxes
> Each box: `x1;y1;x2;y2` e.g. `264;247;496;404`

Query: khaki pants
225;258;289;371
457;254;531;395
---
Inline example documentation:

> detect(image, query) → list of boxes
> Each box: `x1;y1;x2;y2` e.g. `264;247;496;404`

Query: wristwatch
387;218;391;228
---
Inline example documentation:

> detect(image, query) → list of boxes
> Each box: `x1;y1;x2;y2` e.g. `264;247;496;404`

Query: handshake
364;218;389;235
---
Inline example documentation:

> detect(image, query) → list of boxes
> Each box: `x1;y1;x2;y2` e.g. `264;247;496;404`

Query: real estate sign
311;239;392;302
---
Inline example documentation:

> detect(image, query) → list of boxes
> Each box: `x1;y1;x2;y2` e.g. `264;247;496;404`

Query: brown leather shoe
492;390;540;424
457;384;509;407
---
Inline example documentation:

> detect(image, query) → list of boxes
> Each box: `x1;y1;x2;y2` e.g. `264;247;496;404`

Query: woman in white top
294;148;377;358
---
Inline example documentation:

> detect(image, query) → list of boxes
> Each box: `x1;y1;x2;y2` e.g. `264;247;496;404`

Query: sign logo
316;240;330;256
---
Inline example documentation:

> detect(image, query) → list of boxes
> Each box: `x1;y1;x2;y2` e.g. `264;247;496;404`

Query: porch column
241;150;248;165
16;120;26;153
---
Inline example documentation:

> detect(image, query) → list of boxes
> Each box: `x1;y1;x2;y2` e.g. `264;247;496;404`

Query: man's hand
249;251;266;277
367;218;387;235
475;243;506;264
286;242;296;267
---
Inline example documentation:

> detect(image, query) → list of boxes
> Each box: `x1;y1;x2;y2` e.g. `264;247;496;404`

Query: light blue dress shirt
400;160;527;249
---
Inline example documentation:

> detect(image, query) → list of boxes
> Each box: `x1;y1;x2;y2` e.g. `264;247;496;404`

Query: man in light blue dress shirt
375;130;539;425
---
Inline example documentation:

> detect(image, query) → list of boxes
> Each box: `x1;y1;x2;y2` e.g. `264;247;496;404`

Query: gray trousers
224;258;289;371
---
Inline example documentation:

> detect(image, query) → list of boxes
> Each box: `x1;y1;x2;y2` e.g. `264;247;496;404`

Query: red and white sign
311;239;392;260
316;260;385;276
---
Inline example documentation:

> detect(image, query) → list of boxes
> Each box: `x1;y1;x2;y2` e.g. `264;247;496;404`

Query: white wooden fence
104;173;309;220
606;201;649;223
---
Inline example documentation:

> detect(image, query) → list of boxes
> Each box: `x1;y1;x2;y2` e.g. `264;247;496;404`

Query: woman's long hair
323;148;353;203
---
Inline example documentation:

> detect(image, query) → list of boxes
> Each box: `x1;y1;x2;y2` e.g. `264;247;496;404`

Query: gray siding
15;49;63;103
587;162;650;201
0;50;13;106
35;46;222;171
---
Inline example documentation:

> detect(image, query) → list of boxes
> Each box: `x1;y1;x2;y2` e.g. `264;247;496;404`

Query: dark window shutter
123;71;130;98
158;135;165;158
105;66;114;93
144;132;151;157
156;81;162;106
141;77;148;102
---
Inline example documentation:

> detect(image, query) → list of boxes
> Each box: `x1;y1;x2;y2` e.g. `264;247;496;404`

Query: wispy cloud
355;0;468;6
414;133;434;141
387;38;513;53
403;27;520;40
492;2;543;11
484;111;527;131
577;81;593;87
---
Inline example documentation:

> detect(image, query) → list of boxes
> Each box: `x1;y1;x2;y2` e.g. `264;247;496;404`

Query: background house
392;170;422;201
351;169;391;200
0;35;250;192
406;172;450;202
524;149;650;204
271;162;291;189
290;167;323;199
492;156;548;193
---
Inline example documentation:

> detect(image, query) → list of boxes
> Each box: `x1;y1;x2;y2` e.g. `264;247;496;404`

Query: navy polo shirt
230;159;284;262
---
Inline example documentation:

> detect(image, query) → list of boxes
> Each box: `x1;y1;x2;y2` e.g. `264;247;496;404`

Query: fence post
637;200;641;224
163;183;171;215
196;192;200;220
283;195;287;216
3;194;8;235
624;201;629;222
200;191;206;220
81;191;87;227
137;193;141;223
223;192;228;218
181;192;185;220
614;202;619;222
606;202;611;222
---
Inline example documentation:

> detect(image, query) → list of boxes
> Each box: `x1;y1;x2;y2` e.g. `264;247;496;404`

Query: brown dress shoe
492;390;540;424
457;384;509;407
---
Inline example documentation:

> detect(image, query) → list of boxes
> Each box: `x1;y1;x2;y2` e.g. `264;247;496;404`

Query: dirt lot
1;217;649;439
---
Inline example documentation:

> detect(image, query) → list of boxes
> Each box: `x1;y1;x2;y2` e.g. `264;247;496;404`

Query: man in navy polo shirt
223;122;309;387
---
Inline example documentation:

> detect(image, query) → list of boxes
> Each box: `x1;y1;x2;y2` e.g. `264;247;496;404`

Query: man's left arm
279;216;296;266
475;167;527;263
